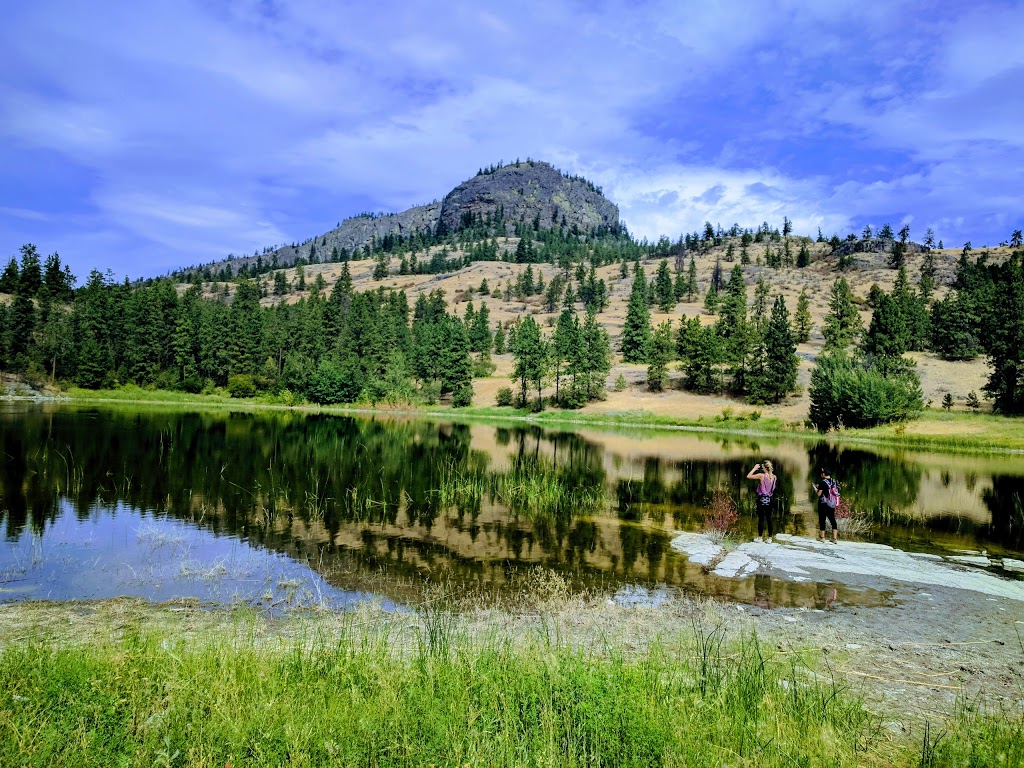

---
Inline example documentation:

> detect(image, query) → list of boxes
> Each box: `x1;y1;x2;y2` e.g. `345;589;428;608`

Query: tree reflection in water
1;406;1022;606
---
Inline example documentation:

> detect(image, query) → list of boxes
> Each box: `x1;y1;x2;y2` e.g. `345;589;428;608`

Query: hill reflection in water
1;404;1021;609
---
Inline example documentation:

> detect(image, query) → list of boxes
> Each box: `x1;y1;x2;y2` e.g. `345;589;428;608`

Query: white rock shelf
670;532;1024;602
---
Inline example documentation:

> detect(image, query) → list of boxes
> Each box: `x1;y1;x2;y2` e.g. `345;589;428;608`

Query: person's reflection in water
753;573;773;608
814;583;839;610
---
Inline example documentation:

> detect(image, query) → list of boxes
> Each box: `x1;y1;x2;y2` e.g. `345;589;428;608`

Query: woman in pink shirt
746;461;777;543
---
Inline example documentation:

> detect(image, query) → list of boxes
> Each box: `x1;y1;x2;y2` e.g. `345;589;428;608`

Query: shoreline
5;385;1024;455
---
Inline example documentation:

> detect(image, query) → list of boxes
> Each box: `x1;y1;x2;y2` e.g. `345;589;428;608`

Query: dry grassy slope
180;239;1008;421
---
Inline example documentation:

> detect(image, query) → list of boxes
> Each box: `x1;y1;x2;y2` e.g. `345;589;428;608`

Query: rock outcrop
437;161;619;235
192;161;620;278
829;237;930;262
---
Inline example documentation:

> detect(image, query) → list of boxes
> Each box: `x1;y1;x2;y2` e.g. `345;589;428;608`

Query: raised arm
746;464;762;480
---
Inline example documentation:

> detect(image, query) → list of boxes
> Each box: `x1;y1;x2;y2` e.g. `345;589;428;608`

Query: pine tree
980;253;1024;413
0;257;18;294
918;251;937;302
797;242;810;268
655;259;675;312
620;263;651;363
678;318;721;393
673;272;687;301
751;276;770;329
823;278;863;350
510;315;549;406
748;295;798;403
794;287;812;343
42;252;74;302
124;287;163;384
440;314;473;406
229;280;263;376
552;308;579;402
716;264;750;392
686;255;698;301
646;320;674;391
8;291;35;369
17;244;42;297
470;302;491;353
74;269;115;387
703;283;719;315
929;292;979;360
38;305;73;381
579;306;611;400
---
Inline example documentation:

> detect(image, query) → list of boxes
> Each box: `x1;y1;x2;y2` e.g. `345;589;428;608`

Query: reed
431;461;608;520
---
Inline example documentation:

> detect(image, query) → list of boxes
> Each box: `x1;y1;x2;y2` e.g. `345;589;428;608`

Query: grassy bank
1;617;1019;767
23;384;1024;454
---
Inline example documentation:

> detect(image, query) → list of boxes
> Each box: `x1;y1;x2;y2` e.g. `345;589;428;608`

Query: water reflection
1;404;1022;609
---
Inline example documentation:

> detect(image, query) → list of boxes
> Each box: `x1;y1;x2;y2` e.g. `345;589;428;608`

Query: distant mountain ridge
180;160;620;279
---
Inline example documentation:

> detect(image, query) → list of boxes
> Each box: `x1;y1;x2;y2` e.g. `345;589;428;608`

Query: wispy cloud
0;0;1021;277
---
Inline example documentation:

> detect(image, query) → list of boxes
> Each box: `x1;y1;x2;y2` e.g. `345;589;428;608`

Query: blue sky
1;0;1022;280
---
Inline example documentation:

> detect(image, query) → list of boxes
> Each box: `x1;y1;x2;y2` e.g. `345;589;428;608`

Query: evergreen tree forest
0;252;479;407
3;208;1022;425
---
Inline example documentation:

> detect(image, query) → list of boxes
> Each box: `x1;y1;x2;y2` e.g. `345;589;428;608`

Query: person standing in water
746;461;777;542
814;467;839;544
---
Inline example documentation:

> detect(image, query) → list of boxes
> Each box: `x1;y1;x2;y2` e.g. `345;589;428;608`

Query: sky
1;0;1022;280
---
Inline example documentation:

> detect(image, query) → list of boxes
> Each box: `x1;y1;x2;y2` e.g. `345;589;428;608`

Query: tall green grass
1;621;1019;767
432;461;608;520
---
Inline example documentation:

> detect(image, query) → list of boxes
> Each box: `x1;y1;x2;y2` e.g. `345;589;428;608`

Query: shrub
703;488;738;542
306;357;364;404
227;374;257;398
966;390;982;412
452;383;473;408
808;352;923;430
420;380;442;406
613;374;628;391
495;387;514;407
472;354;496;378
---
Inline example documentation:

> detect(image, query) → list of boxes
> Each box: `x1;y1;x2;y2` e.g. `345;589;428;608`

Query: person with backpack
815;467;840;543
746;460;777;542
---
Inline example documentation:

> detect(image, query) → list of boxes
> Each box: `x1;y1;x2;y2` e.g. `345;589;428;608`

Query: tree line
0;256;490;407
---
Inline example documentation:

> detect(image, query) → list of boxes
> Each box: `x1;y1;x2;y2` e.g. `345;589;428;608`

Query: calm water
1;403;1022;609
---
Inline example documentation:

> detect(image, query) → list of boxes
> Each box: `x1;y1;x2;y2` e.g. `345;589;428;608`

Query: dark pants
757;504;774;537
818;505;837;532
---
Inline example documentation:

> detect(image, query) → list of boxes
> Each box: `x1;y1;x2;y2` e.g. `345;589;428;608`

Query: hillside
177;235;1000;422
175;160;620;280
7;155;1015;426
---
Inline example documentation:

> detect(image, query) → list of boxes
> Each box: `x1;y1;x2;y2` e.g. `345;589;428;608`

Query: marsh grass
1;614;1018;767
432;461;608;520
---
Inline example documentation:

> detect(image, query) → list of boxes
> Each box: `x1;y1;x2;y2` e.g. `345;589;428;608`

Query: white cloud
0;0;1020;276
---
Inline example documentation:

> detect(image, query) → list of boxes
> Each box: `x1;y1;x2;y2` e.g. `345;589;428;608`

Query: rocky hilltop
197;161;619;277
437;161;619;235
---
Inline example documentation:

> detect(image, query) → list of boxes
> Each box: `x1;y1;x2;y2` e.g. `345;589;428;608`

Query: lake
2;403;1022;610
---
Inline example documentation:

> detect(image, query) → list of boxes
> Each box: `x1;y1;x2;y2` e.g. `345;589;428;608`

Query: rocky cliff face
187;162;619;277
830;237;930;260
437;161;619;234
